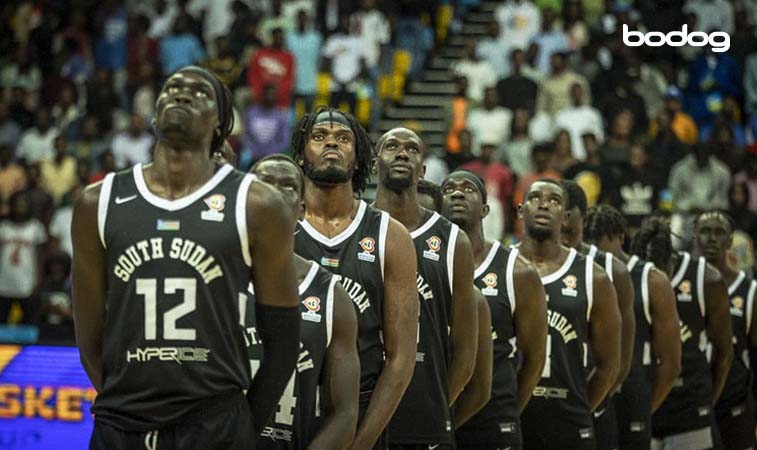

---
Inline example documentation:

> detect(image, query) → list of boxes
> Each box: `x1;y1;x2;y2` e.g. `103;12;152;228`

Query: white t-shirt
351;10;390;68
495;0;541;50
16;127;58;163
50;206;73;257
0;220;46;298
554;105;605;160
452;60;497;104
322;34;367;86
468;107;513;151
111;132;154;169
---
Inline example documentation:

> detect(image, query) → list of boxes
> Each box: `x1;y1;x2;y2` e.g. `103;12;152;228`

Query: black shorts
614;389;651;450
457;444;518;450
594;398;619;450
360;390;388;450
456;418;523;449
89;393;253;450
716;399;755;450
521;403;596;450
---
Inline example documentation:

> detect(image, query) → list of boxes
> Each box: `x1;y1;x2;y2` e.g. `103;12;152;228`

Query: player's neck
518;235;564;265
294;255;314;283
465;223;488;265
700;251;737;284
614;249;630;263
303;178;359;221
576;241;592;255
374;185;425;232
147;144;215;199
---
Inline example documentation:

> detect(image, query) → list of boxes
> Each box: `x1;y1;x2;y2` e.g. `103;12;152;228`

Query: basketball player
694;211;756;450
631;217;732;450
292;108;419;450
585;205;681;450
517;179;621;450
441;171;549;450
72;67;301;449
561;180;636;450
372;128;478;449
417;179;442;213
247;154;360;450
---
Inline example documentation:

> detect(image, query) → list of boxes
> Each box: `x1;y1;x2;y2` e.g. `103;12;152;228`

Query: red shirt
248;47;295;108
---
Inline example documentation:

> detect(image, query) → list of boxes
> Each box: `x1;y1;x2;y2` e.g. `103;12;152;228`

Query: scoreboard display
0;345;95;450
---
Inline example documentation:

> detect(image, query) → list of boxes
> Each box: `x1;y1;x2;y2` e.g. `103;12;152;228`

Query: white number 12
136;277;197;340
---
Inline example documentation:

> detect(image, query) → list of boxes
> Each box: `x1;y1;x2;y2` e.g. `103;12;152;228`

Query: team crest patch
731;295;744;316
358;237;376;263
302;296;322;322
481;272;499;296
201;194;226;222
423;236;441;261
561;275;578;297
677;280;692;302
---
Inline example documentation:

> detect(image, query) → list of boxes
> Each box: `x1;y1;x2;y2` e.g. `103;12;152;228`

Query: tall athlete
373;128;478;449
72;67;301;449
585;205;681;450
442;170;548;450
292;108;418;450
517;179;621;450
561;180;636;450
247;155;360;450
694;211;757;450
631;217;732;450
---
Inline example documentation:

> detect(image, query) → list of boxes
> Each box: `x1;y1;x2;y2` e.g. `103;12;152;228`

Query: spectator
35;252;75;343
708;118;744;171
536;51;591;117
448;129;476;171
551;129;576;173
562;0;589;51
745;51;757;117
248;27;295;109
0;145;27;216
159;16;206;76
350;0;390;77
203;36;244;89
728;182;757;248
647;109;689;181
445;77;470;159
423;147;449;186
0;102;21;149
59;37;94;87
131;62;159;123
89;151;117;183
126;15;158;97
477;22;512;79
174;0;204;42
649;86;699;145
394;0;434;79
610;143;666;228
734;153;757;214
53;10;92;65
627;53;668;120
504;108;535;178
700;97;747;148
0;191;47;324
316;0;356;36
49;186;80;260
496;49;539;114
0;46;42;95
23;164;54;226
554;82;604;160
76;158;91;187
531;8;569;76
600;109;635;168
686;48;741;127
462;141;515;239
93;1;128;75
468;87;512;153
50;85;81;134
596;74;649;137
684;0;734;35
668;142;731;213
16;108;58;164
286;10;323;113
241;85;291;169
495;0;541;50
72;115;109;163
452;40;497;104
322;17;367;113
563;132;605;206
85;69;119;133
111;113;154;169
40;135;78;205
147;0;177;39
259;0;292;45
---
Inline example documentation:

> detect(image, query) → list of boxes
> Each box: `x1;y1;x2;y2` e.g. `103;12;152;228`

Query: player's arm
648;268;682;412
246;181;301;437
71;183;107;391
611;256;636;392
587;264;621;411
453;288;492;428
703;263;733;404
513;257;548;412
308;283;360;450
448;230;478;405
349;219;418;450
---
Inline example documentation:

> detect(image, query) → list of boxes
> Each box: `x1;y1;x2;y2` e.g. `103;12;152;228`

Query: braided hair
694;210;734;234
584;204;627;244
290;106;375;195
631;216;673;270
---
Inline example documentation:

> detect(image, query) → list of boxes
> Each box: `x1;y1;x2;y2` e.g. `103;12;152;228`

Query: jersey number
249;360;297;426
541;334;552;378
136;278;197;340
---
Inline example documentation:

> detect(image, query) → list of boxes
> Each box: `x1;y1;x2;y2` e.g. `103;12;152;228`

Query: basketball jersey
389;210;457;444
623;255;655;385
456;241;520;445
716;271;756;413
654;252;713;427
92;164;254;431
246;261;337;450
522;249;596;444
294;200;389;393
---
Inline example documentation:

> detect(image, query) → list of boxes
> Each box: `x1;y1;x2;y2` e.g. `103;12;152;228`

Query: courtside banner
0;345;95;449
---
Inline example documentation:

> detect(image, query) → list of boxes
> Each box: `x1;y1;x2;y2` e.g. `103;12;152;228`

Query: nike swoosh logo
115;195;137;204
593;408;606;418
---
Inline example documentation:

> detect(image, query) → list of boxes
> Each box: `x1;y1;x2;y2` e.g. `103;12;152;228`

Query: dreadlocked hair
631;216;673;270
584;204;627;244
417;179;442;213
210;81;234;155
560;179;587;216
290;106;375;195
694;210;735;233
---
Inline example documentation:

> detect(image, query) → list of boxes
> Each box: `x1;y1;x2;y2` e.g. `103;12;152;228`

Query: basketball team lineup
70;66;754;450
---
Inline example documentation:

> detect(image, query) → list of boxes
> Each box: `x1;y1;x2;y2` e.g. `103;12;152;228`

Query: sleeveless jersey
654;252;713;429
522;249;596;445
294;200;389;393
457;241;520;445
246;261;338;450
623;255;655;385
716;271;756;413
389;210;457;444
92;164;254;431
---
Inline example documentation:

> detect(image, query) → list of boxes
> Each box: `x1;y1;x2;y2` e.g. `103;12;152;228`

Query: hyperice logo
623;24;730;53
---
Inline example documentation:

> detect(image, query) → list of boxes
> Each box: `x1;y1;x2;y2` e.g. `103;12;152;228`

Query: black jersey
716;271;756;414
91;164;254;431
246;261;338;450
389;210;457;445
588;245;614;283
622;255;655;385
653;252;713;432
522;249;596;448
457;242;520;446
294;200;389;393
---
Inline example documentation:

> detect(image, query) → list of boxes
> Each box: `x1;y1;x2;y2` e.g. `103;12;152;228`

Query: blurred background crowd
0;0;756;344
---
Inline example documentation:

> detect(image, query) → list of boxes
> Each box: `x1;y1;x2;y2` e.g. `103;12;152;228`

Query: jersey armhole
586;254;594;322
97;173;115;249
447;224;460;294
746;281;757;335
326;275;338;347
642;262;653;325
696;256;706;318
378;211;390;281
235;174;256;267
506;247;518;315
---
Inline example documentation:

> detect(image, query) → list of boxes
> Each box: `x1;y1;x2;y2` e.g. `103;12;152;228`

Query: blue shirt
286;29;323;95
94;7;127;70
159;33;206;75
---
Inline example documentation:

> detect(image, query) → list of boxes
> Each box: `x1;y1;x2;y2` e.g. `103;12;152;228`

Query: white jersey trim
132;163;233;211
642;262;653;325
540;248;578;285
447;224;459;294
97;173;115;249
474;241;501;279
326;275;338;347
506;247;518;315
379;211;390;281
604;252;614;283
671;252;691;287
627;255;639;272
588;244;598;259
248;259;319;296
696;256;706;318
299;200;367;248
728;270;746;296
410;212;441;239
746;280;757;335
236;174;256;267
586;254;595;322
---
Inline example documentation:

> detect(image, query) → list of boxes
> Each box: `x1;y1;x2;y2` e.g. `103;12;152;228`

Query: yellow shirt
40;156;78;205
